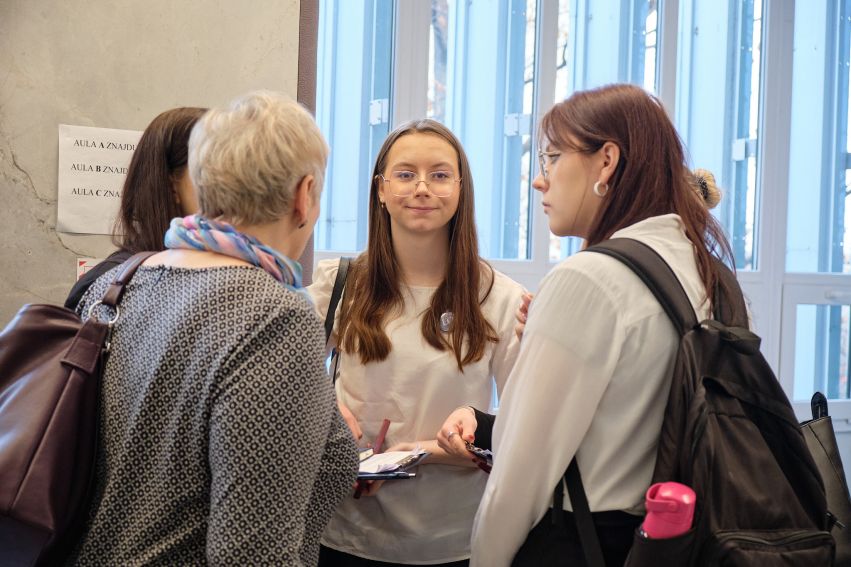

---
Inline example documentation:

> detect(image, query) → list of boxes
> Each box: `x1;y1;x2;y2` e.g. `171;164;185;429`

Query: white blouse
308;260;525;564
471;215;713;566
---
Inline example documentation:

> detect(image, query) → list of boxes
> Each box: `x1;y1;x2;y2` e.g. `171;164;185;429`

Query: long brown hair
339;119;497;370
539;84;734;309
114;107;207;253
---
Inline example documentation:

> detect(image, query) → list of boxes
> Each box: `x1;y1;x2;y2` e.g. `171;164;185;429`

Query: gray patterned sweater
69;264;358;566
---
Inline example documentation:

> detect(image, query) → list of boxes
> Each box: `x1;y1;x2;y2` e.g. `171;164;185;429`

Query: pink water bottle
641;482;696;539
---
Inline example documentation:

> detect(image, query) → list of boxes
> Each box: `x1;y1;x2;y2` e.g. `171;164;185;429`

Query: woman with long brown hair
309;119;525;566
460;84;736;566
65;106;206;308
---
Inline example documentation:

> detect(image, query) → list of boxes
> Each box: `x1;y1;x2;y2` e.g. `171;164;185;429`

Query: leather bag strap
325;257;351;385
100;252;158;307
324;257;352;345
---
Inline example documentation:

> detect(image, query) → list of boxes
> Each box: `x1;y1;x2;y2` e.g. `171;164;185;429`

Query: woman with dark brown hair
309;119;525;566
69;91;356;566
64;106;206;308
456;84;736;566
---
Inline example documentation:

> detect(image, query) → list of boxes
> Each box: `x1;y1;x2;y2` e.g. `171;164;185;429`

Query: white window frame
737;0;793;391
773;0;851;423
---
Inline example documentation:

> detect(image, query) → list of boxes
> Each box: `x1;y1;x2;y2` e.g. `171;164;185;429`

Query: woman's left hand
356;442;414;497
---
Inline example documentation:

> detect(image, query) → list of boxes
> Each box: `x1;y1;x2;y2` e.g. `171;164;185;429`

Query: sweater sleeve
472;407;496;450
206;302;356;565
298;405;359;564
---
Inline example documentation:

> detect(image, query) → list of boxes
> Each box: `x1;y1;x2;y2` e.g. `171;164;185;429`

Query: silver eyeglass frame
377;173;461;198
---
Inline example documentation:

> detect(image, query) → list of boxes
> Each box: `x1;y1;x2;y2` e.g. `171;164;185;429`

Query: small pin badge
440;311;454;332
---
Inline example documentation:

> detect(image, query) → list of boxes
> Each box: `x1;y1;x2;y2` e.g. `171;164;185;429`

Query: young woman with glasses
308;119;525;566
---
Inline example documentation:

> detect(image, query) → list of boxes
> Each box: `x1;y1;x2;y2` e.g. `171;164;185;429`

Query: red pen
354;419;391;499
372;418;391;453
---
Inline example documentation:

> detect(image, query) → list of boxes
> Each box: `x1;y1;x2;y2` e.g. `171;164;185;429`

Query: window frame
317;0;666;290
314;0;851;422
776;0;851;421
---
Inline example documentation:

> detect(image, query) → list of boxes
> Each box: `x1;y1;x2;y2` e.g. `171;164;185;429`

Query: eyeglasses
378;171;461;198
537;150;562;181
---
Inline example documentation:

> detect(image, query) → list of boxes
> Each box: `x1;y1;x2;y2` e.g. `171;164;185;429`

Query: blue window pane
675;0;762;271
551;0;659;262
786;0;851;274
427;0;537;260
794;304;851;401
316;0;394;252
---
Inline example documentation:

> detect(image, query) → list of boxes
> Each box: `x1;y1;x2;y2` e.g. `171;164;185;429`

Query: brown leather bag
0;252;154;566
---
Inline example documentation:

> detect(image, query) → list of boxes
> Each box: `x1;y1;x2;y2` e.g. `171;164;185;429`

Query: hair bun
693;168;721;209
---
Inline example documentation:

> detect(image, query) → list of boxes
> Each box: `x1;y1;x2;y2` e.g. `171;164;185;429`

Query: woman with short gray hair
190;90;328;227
69;91;357;566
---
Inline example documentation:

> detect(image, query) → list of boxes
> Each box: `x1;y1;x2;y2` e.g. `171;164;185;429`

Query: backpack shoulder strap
585;238;698;336
324;257;352;345
564;459;606;567
711;258;748;328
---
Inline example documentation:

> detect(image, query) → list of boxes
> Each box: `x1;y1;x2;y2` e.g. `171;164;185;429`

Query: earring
593;181;609;198
380;201;385;209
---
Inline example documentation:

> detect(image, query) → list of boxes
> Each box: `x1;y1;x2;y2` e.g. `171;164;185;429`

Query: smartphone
464;440;493;464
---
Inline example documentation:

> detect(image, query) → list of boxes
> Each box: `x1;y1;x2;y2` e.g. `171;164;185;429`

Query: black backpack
567;238;835;566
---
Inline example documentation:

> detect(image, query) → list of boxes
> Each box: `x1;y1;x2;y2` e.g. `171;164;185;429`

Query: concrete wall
0;0;301;324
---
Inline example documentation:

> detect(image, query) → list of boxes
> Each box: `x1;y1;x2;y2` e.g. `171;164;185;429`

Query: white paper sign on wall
57;124;143;235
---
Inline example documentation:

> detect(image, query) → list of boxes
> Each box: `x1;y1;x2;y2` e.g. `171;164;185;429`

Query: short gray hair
188;90;329;226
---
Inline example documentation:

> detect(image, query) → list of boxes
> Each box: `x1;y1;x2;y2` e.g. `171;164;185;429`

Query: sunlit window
550;0;660;261
784;0;851;402
427;0;537;259
675;0;763;271
315;0;394;252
